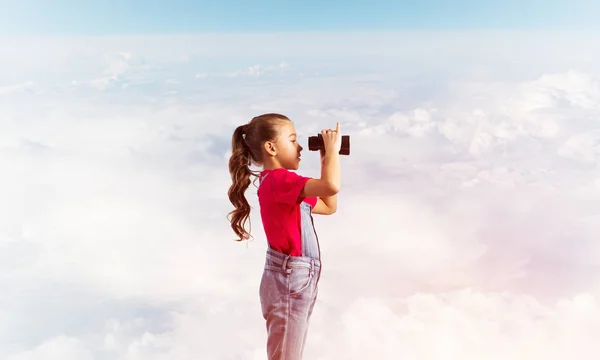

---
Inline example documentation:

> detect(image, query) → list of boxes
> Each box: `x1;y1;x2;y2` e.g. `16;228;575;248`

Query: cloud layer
1;31;600;359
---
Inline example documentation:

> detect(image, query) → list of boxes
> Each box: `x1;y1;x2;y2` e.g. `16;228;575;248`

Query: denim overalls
258;172;322;360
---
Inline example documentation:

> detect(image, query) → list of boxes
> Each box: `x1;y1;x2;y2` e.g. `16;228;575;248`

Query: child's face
274;121;303;170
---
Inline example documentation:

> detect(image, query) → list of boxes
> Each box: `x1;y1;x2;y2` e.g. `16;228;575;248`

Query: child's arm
299;124;342;204
312;147;338;215
313;196;336;215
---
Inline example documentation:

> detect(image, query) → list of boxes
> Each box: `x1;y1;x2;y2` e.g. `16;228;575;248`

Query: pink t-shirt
258;168;318;256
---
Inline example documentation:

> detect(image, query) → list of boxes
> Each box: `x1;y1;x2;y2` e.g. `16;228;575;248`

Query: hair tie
240;124;247;138
241;125;251;166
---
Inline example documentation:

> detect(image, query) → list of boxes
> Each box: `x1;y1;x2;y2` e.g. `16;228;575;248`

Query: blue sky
0;0;596;35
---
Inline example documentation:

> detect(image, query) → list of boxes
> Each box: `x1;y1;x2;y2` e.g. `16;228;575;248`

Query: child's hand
321;122;342;155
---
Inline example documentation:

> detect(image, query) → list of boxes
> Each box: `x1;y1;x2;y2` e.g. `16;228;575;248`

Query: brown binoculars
308;134;350;155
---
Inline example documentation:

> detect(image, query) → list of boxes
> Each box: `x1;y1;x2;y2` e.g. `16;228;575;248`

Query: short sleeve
304;196;318;208
269;169;313;205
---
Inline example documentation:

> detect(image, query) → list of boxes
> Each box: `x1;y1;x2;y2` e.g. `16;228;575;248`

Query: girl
227;113;342;360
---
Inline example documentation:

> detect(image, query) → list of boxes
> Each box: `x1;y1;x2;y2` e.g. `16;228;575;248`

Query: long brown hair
227;113;291;242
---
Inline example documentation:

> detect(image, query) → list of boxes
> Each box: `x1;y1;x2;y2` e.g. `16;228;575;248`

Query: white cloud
226;64;264;77
558;130;600;164
308;290;600;360
0;81;34;95
70;51;152;91
521;69;600;111
220;61;290;78
7;336;94;360
2;31;600;359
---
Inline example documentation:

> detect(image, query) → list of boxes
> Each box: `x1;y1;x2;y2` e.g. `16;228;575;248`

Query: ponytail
227;124;257;242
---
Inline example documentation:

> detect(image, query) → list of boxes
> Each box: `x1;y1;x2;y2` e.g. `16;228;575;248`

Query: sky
2;2;600;360
0;0;598;34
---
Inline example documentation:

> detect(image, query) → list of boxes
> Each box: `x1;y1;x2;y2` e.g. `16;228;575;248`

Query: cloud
71;52;153;91
195;61;290;80
307;290;600;360
7;336;94;360
521;69;600;111
0;81;34;95
2;31;600;359
558;130;600;164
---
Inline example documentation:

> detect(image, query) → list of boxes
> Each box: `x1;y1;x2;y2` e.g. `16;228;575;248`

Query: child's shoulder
260;168;312;203
262;168;306;179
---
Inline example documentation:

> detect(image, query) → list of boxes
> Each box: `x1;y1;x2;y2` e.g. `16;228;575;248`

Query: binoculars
308;134;350;155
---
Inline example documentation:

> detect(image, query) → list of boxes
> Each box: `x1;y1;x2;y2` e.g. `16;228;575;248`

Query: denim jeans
259;201;322;360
